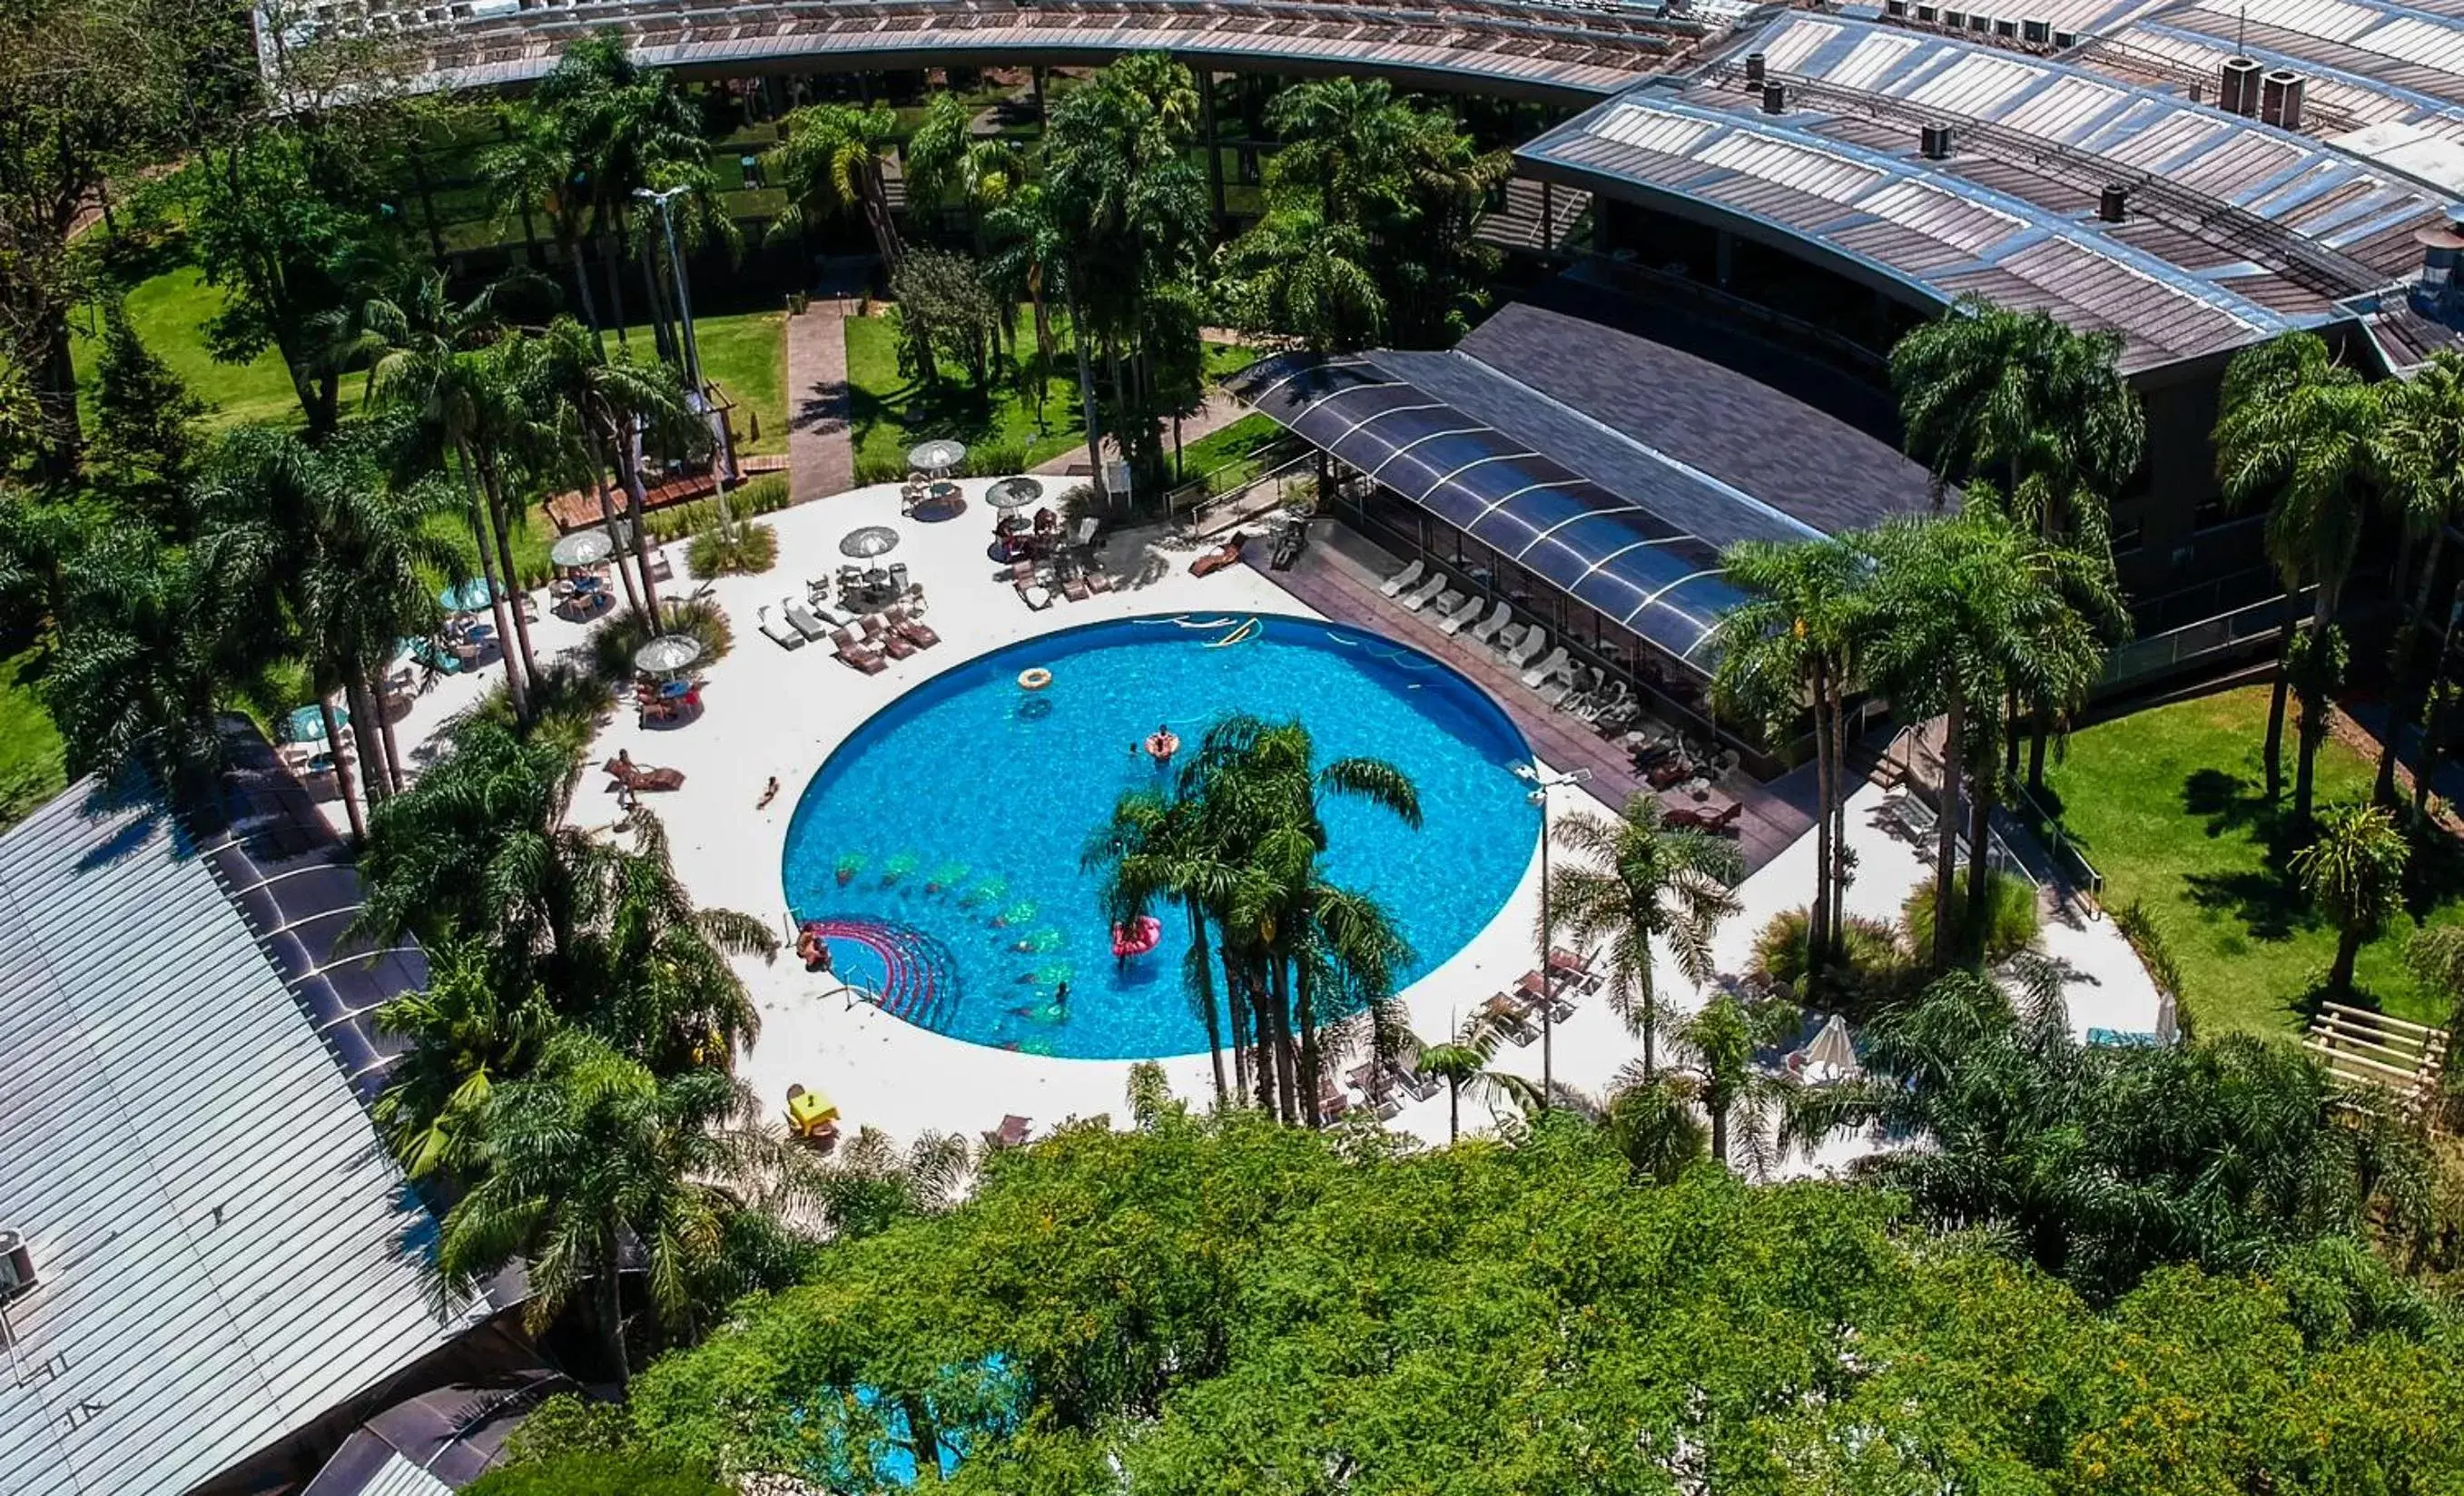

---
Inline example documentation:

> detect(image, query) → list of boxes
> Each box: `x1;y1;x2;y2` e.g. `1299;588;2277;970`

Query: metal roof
322;0;1714;103
2092;0;2464;112
0;783;485;1496
1228;304;1935;667
1519;14;2462;371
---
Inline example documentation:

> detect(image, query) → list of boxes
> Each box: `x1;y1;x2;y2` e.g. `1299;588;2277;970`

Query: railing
2100;586;2311;689
1177;449;1321;535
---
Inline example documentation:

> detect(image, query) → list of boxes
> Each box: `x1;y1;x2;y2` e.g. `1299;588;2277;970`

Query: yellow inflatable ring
1018;667;1052;691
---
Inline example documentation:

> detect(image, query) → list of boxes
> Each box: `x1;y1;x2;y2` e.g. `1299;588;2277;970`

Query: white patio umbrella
1799;1014;1861;1084
633;635;704;674
907;438;968;475
841;525;901;559
550;527;623;567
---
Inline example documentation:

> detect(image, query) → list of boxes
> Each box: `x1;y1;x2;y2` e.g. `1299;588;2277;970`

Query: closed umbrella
1799;1014;1861;1084
841;526;901;559
633;635;704;674
907;438;967;475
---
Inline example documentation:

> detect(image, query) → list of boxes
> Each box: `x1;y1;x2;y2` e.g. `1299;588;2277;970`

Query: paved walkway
787;299;854;503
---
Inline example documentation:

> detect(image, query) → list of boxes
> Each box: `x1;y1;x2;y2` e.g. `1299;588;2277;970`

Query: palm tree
438;1029;793;1380
1415;1014;1533;1144
583;807;780;1074
480;104;604;334
372;939;555;1180
1594;1075;1708;1184
534;33;707;345
1083;784;1238;1106
2216;331;2382;821
1664;993;1798;1173
767;102;906;271
984;182;1069;433
44;528;239;792
2292;802;2410;1000
1217;209;1385;353
2369;350;2464;809
1711;535;1868;990
905;91;1023;254
1545;793;1744;1078
1891;298;2144;517
804;1127;972;1241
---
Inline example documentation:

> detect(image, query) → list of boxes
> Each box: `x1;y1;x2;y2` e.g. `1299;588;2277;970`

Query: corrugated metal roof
2090;0;2464;113
356;1452;457;1496
0;784;485;1496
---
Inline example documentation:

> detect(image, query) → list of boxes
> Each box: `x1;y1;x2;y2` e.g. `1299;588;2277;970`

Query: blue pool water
780;614;1539;1059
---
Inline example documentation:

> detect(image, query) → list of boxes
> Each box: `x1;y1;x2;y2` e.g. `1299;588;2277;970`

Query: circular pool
780;614;1538;1059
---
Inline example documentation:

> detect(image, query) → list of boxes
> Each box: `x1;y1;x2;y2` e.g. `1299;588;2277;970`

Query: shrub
1749;907;1913;1018
639;477;793;547
591;596;733;684
2112;898;2190;1038
448;657;616;761
853;453;908;487
1902;871;2041;965
730;471;793;515
685;517;778;578
965;439;1027;477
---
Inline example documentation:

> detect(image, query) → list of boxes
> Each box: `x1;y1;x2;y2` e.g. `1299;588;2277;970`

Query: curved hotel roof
1518;12;2463;373
316;0;1718;103
1229;301;1936;668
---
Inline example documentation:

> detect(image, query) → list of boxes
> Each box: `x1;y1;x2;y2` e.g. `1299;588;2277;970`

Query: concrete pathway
787;299;854;503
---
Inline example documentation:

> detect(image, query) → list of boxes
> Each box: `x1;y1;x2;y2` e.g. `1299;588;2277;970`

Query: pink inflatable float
1110;915;1163;960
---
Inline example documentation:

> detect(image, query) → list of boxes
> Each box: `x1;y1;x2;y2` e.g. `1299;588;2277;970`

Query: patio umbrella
841;525;901;559
984;476;1042;512
280;703;347;744
907;438;967;475
437;577;498;614
633;634;704;675
1799;1014;1861;1084
549;527;622;567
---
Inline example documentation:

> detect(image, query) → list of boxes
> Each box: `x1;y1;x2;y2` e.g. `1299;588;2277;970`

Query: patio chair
981;1114;1032;1149
888;561;911;595
1399;572;1449;611
1062;575;1091;603
1503;625;1549;670
860;614;916;659
1520;645;1571;689
756;605;804;649
1441;596;1496;637
830;627;887;674
887;605;940;648
784;596;832;642
1379;558;1424;597
1467;604;1513;646
1537;664;1591;710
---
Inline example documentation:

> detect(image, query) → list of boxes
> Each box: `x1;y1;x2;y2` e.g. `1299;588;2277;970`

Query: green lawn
70;263;300;429
1173;412;1287;494
0;649;67;831
685;310;788;457
844;306;1089;474
2037;685;2464;1036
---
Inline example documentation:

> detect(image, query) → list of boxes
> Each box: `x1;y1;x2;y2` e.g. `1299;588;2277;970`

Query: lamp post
634;185;737;491
1515;760;1591;1109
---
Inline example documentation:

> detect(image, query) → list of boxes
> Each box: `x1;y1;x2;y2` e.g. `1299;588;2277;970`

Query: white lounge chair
1521;645;1570;688
756;605;804;649
1419;586;1465;618
1537;666;1585;710
1440;596;1495;637
1468;605;1513;646
1379;558;1424;598
1399;572;1449;611
1504;625;1549;670
784;597;832;641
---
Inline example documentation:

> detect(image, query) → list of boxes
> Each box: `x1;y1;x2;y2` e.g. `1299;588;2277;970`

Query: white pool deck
328;478;2163;1156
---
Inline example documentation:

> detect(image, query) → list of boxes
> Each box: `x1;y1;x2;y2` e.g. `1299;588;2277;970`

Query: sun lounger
784;597;832;642
1468;606;1513;647
757;605;804;649
1062;576;1091;602
602;757;685;792
981;1114;1031;1148
830;627;887;674
1086;571;1115;594
1505;626;1551;671
887;605;940;648
1440;596;1494;637
1399;572;1448;610
1380;558;1424;597
1521;646;1571;689
1189;535;1246;576
1536;666;1582;708
861;614;916;659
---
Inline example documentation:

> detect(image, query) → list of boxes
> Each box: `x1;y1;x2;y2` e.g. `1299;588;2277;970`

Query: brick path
788;298;855;502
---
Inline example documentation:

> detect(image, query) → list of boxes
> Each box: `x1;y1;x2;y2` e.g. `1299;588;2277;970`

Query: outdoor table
787;1088;840;1137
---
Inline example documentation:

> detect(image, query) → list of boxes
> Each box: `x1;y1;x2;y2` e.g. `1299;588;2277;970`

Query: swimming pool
780;614;1539;1059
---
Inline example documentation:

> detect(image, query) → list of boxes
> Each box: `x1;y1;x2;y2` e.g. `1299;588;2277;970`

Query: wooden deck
1257;523;1817;874
543;455;791;533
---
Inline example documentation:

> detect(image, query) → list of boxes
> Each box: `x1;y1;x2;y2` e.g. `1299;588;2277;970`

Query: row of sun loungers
1382;556;1646;729
759;595;940;672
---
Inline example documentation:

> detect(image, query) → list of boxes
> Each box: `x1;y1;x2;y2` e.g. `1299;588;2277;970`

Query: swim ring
1018;667;1052;690
1111;915;1164;960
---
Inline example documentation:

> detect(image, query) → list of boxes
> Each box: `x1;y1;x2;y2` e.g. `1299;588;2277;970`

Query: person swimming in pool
1145;723;1179;763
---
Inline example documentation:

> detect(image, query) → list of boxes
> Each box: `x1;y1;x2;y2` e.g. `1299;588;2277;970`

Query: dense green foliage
606;1104;2464;1494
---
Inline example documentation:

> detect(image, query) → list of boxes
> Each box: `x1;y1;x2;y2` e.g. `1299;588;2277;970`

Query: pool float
1206;618;1258;648
1018;667;1051;691
1111;915;1164;960
1146;727;1181;763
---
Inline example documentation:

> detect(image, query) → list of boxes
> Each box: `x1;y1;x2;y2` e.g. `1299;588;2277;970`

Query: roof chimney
1761;81;1787;114
2413;212;2464;324
1743;50;1766;83
2099;183;2131;222
1921;122;1954;160
2260;69;2305;130
2219;55;2262;115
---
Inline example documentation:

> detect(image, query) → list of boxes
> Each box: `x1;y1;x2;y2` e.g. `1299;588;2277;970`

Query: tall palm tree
1891;299;2144;517
2216;331;2382;822
1663;993;1797;1173
1084;784;1238;1106
373;939;555;1181
438;1029;793;1380
2369;350;2464;809
480;104;604;335
1545;793;1744;1079
584;807;780;1074
2292;802;2410;1000
1711;535;1868;990
904;91;1023;255
766;102;906;271
534;33;707;345
1594;1075;1708;1184
44;528;239;792
1415;1014;1533;1144
984;182;1069;433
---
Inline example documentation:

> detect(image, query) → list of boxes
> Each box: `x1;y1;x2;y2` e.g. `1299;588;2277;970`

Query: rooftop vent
1914;2;1937;20
1941;8;1966;27
2021;15;2049;42
2260;69;2305;131
1761;81;1787;114
1921;121;1955;160
2414;212;2464;324
1885;0;1908;15
2053;27;2078;47
0;1231;34;1303
2098;183;2130;222
1743;50;1765;83
2219;55;2262;116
